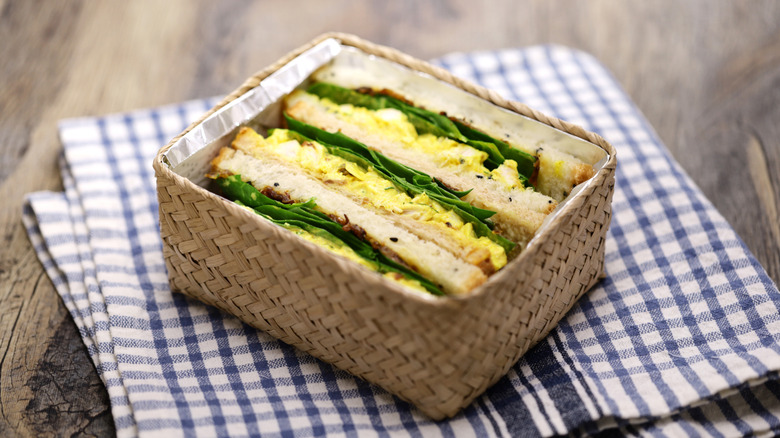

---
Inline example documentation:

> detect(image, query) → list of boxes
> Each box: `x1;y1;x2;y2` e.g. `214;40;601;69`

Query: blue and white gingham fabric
23;46;780;437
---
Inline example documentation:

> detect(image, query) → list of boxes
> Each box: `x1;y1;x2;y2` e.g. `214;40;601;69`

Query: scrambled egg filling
316;96;526;192
243;128;507;270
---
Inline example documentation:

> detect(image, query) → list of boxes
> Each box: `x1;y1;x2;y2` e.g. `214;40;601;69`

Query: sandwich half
211;126;516;296
284;84;567;247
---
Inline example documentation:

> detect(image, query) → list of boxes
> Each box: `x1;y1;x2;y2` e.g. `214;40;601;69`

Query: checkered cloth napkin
23;46;780;437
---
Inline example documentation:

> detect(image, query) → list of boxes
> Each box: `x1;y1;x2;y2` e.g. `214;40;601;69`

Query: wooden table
2;1;778;435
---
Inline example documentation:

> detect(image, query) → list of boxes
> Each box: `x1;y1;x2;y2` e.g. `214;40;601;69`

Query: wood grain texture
1;0;778;434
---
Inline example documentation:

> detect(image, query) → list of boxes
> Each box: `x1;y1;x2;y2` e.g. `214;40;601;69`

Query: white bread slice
535;146;596;201
284;91;557;247
212;147;488;295
231;127;504;274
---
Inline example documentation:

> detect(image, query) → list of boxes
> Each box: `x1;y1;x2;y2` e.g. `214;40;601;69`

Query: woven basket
153;33;617;420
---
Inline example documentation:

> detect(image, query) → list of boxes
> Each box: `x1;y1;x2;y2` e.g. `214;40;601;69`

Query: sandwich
208;81;595;296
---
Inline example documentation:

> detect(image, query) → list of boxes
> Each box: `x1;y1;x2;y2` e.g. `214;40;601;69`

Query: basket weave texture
153;33;617;420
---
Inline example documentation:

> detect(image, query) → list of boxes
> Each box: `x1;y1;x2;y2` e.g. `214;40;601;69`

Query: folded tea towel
23;45;780;437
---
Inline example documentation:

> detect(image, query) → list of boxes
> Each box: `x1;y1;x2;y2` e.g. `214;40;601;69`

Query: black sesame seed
390;237;398;242
476;175;484;179
509;197;513;202
548;200;553;204
273;182;279;187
